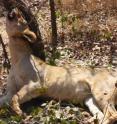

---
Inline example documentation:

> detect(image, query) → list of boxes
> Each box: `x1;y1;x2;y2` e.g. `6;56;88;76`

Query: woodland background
0;0;117;123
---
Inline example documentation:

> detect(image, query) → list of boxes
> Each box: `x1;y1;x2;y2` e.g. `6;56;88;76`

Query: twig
0;34;11;72
29;0;48;10
28;0;48;25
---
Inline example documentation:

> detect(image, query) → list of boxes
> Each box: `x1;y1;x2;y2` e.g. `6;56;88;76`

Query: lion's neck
9;37;32;65
30;55;47;73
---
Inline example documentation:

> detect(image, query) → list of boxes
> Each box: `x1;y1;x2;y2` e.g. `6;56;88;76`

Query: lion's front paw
11;94;23;116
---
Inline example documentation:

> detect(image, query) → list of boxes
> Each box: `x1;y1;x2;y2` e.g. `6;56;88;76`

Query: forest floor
0;2;117;124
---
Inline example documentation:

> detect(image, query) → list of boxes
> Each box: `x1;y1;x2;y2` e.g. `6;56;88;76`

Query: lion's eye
7;9;16;20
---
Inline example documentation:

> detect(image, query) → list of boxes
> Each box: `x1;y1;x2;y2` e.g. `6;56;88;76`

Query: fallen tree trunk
2;0;45;61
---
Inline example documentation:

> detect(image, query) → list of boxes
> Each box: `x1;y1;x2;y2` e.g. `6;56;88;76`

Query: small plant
0;105;22;124
49;50;61;65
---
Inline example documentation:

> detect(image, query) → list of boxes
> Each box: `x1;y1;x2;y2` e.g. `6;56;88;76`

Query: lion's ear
23;28;37;43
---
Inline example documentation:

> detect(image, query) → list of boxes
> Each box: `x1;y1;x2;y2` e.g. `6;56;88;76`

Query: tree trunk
49;0;58;52
2;0;45;61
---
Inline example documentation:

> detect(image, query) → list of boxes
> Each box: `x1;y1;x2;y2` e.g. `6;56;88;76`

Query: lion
0;8;117;124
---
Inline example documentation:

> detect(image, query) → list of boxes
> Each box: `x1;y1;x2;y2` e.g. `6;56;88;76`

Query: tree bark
49;0;58;52
2;0;45;61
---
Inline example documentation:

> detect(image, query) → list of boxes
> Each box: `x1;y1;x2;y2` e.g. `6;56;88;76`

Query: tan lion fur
1;8;117;124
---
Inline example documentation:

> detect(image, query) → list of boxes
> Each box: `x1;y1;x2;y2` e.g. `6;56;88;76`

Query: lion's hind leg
85;97;104;123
